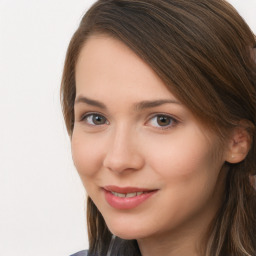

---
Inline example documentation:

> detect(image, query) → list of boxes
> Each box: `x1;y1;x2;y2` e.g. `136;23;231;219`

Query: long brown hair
61;0;256;255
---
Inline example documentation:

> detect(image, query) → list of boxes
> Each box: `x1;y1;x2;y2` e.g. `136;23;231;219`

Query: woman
61;0;256;255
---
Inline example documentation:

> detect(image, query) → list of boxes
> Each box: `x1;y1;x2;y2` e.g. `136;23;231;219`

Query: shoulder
70;250;88;256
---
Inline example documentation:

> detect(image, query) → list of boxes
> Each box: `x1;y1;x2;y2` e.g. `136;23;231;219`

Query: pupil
157;116;170;126
93;115;104;124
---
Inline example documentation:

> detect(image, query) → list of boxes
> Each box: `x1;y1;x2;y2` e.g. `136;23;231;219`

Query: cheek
144;127;222;192
145;134;223;226
147;136;213;176
71;132;103;178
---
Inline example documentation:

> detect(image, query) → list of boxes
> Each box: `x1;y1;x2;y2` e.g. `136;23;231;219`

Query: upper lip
103;185;156;193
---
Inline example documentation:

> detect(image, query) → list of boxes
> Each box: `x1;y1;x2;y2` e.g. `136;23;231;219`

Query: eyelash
146;114;178;130
80;112;178;130
80;112;109;126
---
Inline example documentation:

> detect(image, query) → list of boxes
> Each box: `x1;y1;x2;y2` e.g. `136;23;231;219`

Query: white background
0;1;255;256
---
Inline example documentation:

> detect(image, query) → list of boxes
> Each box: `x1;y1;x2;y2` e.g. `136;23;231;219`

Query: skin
72;35;230;256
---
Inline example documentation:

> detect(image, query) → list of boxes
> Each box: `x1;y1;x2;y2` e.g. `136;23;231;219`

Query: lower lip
104;190;157;210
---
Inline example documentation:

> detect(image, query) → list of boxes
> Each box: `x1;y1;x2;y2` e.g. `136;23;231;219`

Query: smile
103;186;158;210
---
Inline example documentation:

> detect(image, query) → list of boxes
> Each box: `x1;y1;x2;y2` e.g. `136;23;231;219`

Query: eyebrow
75;96;107;109
135;99;180;110
74;96;180;110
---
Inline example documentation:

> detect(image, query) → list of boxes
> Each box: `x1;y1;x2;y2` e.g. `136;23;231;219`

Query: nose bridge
103;122;144;173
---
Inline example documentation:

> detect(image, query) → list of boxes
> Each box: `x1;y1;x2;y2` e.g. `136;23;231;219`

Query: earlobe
225;122;252;164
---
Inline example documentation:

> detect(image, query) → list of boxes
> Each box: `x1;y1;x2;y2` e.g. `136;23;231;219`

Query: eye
147;114;177;129
81;113;109;126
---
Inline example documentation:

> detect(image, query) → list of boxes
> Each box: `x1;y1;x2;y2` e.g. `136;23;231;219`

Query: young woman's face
72;35;227;240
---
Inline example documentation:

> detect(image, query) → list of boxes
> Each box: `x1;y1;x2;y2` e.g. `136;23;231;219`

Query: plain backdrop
0;1;255;256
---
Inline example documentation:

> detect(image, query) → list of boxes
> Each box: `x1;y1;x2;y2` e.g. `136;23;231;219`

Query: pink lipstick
103;186;158;210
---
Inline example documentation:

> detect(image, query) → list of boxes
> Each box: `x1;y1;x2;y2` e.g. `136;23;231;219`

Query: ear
225;121;252;164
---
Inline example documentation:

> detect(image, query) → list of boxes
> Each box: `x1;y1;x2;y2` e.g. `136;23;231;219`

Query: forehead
75;35;174;98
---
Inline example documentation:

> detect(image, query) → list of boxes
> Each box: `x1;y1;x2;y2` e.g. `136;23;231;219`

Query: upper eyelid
79;111;108;121
146;112;179;122
80;111;177;119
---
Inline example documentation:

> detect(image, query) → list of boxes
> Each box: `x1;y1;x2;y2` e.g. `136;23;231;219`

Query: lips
104;185;154;193
103;185;158;210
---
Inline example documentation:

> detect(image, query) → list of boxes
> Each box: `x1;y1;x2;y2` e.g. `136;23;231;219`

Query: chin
109;228;146;240
104;217;151;240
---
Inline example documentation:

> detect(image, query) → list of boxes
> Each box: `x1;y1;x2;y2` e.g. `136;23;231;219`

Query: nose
103;125;145;174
